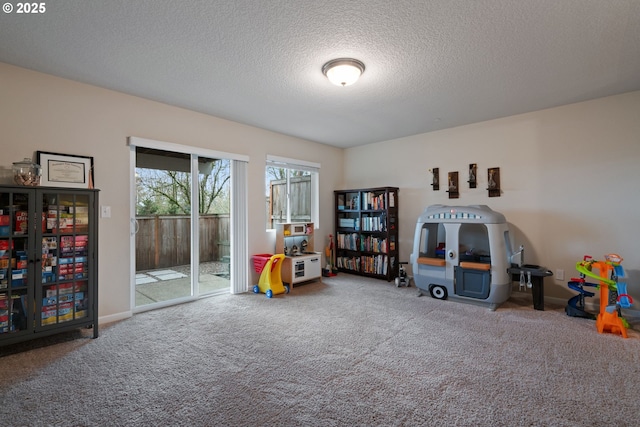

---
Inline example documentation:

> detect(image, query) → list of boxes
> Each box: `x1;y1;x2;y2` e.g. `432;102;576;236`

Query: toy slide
613;264;625;279
575;261;617;287
617;282;633;309
567;280;597;297
566;279;598;319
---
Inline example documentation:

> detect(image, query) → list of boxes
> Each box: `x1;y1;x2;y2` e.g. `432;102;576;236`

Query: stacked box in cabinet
334;187;398;281
0;185;99;347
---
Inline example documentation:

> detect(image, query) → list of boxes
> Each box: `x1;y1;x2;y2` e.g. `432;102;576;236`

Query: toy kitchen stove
275;222;322;287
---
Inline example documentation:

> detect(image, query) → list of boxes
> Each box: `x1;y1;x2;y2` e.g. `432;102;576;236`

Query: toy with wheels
429;284;448;300
252;254;290;298
395;262;412;287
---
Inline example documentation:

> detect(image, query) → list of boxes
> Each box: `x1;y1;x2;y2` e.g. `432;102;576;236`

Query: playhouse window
419;223;446;258
458;223;490;262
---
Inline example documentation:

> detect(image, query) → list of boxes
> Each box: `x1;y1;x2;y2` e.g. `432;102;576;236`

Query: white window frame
266;155;320;230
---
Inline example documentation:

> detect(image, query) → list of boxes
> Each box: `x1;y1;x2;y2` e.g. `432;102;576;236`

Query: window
265;155;319;229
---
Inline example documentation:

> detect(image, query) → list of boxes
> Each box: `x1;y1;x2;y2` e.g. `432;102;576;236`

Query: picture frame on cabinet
37;151;94;188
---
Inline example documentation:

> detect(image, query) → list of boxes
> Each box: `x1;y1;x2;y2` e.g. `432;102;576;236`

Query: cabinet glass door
0;188;33;338
38;191;92;329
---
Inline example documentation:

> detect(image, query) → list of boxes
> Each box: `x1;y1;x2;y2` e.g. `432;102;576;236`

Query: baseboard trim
96;297;637;327
546;296;639;318
99;310;133;325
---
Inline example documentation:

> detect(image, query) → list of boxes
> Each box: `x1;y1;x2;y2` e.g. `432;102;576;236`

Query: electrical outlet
555;269;564;281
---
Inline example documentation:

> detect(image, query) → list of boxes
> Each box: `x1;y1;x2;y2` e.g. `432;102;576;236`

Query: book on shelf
360;254;388;275
361;192;390;210
361;215;386;232
336;256;360;271
337;232;359;251
348;194;359;210
360;235;387;253
338;218;356;228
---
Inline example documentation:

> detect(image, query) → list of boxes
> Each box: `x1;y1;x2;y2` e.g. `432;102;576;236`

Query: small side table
508;265;554;310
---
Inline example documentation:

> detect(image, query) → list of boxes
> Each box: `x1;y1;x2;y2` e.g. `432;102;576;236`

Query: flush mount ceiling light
322;58;365;87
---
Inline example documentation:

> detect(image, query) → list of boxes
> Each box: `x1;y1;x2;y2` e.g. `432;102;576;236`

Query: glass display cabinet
0;185;98;347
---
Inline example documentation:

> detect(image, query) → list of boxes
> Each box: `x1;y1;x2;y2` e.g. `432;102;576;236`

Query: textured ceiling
1;0;639;148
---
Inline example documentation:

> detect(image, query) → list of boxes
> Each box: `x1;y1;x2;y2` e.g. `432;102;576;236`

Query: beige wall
3;60;638;318
344;91;640;303
0;62;343;322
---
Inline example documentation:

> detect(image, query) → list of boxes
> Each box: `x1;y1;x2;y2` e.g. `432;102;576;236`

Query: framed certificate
37;151;94;188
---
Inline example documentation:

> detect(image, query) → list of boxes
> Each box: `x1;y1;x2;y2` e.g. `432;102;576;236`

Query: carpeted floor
1;274;639;426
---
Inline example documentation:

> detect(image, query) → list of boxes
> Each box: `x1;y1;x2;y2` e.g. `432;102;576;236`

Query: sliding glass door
196;156;231;296
132;146;231;310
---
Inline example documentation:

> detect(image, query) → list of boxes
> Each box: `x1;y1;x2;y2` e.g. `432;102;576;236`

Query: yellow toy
252;254;289;298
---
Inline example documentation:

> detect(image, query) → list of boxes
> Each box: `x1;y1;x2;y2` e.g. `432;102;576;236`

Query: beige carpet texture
1;274;639;426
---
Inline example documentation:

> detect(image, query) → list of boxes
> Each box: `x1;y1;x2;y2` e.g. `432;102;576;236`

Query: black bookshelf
334;187;398;281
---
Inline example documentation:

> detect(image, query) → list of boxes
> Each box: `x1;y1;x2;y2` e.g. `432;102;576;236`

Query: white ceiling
1;0;639;148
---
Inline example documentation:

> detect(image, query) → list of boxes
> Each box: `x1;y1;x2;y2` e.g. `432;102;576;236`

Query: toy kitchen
275;222;322;287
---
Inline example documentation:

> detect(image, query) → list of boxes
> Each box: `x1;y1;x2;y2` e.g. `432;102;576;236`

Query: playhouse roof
418;205;507;224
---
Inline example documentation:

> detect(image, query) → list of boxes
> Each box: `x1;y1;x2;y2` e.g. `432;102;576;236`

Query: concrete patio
135;262;230;307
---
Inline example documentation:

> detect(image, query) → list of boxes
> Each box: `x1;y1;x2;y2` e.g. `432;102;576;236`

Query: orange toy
575;255;628;338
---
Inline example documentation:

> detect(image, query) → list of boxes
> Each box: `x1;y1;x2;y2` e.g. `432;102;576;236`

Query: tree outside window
136;159;230;215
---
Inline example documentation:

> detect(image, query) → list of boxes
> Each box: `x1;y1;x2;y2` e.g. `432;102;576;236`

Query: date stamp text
3;2;47;14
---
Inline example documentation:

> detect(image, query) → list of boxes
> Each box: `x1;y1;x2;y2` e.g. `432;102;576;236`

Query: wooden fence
267;175;311;228
135;214;230;271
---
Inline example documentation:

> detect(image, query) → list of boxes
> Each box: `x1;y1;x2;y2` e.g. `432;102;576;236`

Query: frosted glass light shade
322;58;365;86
